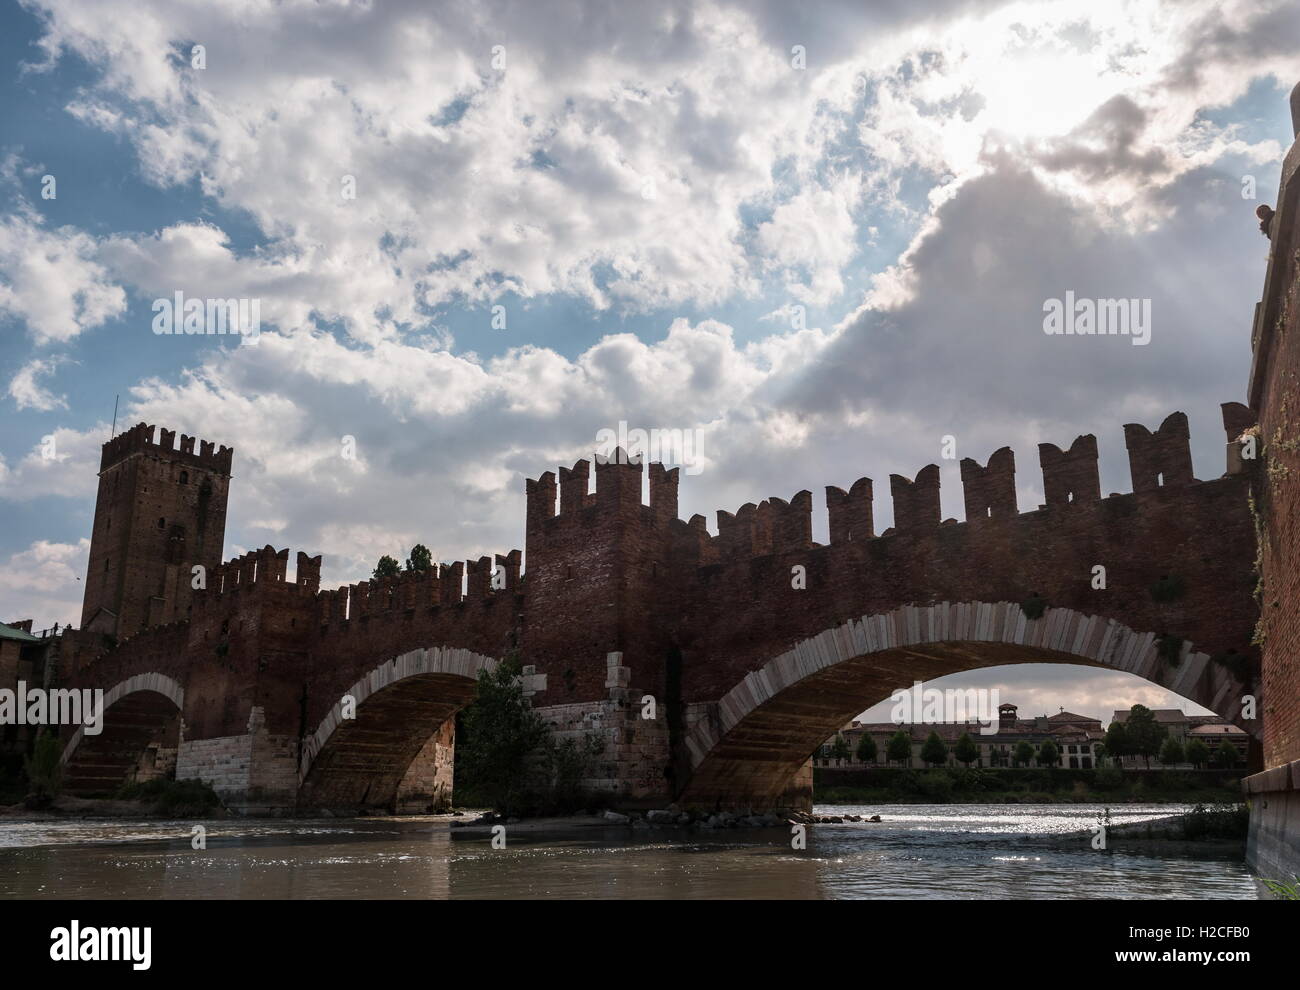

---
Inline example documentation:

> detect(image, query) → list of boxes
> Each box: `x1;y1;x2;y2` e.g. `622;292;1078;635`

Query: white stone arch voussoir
298;646;497;782
59;672;186;765
683;601;1255;769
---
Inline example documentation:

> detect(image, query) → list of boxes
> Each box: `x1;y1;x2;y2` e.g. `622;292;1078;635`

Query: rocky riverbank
447;806;885;833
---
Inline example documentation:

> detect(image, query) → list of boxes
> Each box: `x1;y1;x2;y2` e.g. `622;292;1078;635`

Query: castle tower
80;424;233;639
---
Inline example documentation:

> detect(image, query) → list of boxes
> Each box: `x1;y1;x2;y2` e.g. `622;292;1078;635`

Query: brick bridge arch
297;646;497;809
680;603;1254;810
59;673;186;795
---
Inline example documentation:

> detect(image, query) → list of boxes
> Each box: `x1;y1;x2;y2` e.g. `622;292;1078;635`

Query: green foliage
1180;802;1248;841
1037;740;1060;767
916;769;953;799
1020;593;1047;620
1094;764;1124;791
1013;741;1036;767
1211;650;1250;682
886;729;912;767
1104;721;1129;761
1124;705;1167;768
1215;740;1239;768
854;733;877;764
830;732;851;763
920;731;948;767
22;730;62;805
953;732;979;767
1155;634;1183;666
1261;876;1300;900
1159;737;1185;766
1149;574;1187;603
114;777;222;816
372;555;401;580
405;544;433;574
456;654;548;816
1185;738;1211;768
539;732;605;812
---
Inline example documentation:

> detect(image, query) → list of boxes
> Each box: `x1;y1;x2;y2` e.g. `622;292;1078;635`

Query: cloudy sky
1;0;1296;724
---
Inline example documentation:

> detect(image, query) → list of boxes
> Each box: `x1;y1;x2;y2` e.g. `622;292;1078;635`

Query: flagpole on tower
111;394;119;438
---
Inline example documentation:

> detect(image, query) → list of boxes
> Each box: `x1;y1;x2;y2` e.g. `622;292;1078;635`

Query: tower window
158;517;166;529
179;471;189;485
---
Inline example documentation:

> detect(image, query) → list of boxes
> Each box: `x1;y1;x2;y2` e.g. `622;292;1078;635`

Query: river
0;803;1256;899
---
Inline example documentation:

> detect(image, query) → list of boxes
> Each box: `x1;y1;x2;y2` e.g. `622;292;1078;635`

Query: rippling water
0;803;1255;899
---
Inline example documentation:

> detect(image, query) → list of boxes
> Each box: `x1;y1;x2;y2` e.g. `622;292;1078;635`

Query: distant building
1110;708;1248;767
817;703;1104;770
0;620;59;759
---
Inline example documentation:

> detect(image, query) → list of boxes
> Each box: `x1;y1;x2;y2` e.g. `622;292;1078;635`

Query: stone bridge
57;405;1260;813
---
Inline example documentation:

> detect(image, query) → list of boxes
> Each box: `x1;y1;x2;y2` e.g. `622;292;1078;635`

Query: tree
1160;737;1185;766
23;729;62;805
1124;705;1167;769
954;732;979;768
1013;741;1036;768
1185;738;1211;769
855;733;878;765
886;730;912;767
455;653;549;815
920;731;948;767
1037;740;1060;768
1104;721;1129;765
405;544;433;573
372;554;400;580
830;733;851;765
1215;740;1239;768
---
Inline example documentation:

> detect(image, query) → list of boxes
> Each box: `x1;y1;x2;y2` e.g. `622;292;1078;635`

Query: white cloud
7;357;68;411
0;424;108;500
0;538;89;629
0;212;126;345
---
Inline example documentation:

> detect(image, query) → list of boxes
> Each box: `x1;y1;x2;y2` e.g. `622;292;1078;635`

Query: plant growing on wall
1020;592;1047;620
1156;634;1183;666
23;730;63;807
1149;574;1186;603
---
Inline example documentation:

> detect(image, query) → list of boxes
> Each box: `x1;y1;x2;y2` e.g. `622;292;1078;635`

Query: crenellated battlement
520;407;1252;577
205;546;321;597
1038;434;1100;506
960;446;1017;520
314;545;521;629
679;406;1255;569
714;492;813;560
1123;411;1194;492
889;464;942;532
100;422;234;476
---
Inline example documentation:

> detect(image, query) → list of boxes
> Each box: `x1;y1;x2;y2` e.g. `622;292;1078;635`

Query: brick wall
1249;106;1300;769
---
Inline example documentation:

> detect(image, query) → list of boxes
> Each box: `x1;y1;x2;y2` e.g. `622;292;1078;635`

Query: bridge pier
1243;762;1300;888
174;707;300;815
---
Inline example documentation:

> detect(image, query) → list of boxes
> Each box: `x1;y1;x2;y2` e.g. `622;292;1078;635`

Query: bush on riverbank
454;654;607;816
113;778;222;816
1179;803;1249;841
814;766;1244;804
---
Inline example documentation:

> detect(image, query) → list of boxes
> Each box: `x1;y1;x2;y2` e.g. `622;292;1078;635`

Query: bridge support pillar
395;720;455;813
175;706;300;815
1243;760;1300;893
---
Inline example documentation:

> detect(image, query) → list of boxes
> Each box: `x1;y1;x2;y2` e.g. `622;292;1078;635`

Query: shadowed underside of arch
60;673;185;796
297;646;496;810
679;602;1253;811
